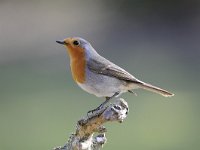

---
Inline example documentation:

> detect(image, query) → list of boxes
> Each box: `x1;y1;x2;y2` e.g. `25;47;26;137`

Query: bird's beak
56;40;67;45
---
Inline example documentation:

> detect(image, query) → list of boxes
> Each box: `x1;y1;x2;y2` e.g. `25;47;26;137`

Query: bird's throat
66;47;86;83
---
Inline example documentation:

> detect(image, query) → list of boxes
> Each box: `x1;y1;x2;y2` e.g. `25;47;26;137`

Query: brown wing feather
87;57;174;97
87;58;142;84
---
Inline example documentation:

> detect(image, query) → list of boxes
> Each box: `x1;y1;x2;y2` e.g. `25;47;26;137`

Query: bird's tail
138;82;174;97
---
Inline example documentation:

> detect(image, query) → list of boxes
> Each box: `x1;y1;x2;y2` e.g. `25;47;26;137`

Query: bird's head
57;37;91;58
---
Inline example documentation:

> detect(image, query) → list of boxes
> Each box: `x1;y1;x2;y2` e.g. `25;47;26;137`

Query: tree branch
54;98;129;150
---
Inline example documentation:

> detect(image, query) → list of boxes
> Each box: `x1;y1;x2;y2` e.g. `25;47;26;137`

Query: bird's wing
87;57;174;97
87;57;142;84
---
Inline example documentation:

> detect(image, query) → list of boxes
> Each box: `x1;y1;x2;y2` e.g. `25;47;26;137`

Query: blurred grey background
0;0;200;150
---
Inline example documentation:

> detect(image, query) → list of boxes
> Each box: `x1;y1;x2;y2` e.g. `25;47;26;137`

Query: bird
56;37;174;112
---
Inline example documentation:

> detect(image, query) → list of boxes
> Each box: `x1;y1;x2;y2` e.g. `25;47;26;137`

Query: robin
56;37;174;112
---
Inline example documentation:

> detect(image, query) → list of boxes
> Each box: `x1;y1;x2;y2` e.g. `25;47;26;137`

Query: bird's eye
73;40;80;46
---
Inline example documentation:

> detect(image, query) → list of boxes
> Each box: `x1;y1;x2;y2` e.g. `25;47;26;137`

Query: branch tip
54;98;129;150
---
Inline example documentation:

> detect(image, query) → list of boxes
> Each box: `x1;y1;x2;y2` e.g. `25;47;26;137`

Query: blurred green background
0;0;200;149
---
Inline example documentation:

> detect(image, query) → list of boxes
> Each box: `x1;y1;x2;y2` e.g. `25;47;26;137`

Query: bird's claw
87;104;103;117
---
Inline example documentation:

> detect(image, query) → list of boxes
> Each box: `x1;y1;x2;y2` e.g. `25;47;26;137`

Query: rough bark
53;98;129;150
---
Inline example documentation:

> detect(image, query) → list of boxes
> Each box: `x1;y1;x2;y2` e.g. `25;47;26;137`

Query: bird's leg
87;92;120;115
98;92;120;109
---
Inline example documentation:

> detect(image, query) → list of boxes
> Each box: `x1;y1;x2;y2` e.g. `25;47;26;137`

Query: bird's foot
87;104;104;117
87;92;119;118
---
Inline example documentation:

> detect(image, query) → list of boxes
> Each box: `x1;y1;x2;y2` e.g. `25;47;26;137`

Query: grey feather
87;57;142;84
87;56;174;97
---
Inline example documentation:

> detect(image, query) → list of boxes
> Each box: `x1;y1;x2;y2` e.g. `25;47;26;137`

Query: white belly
77;70;133;97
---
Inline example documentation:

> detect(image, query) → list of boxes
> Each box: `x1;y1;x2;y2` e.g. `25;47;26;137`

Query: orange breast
66;46;86;83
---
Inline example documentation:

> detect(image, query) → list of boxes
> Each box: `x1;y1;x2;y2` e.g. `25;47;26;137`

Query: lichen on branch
54;98;129;150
